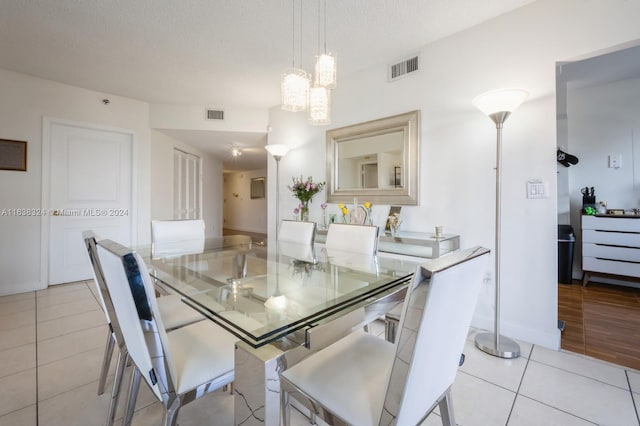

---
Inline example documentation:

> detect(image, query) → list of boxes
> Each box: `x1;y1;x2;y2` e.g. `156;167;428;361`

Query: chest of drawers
581;215;640;286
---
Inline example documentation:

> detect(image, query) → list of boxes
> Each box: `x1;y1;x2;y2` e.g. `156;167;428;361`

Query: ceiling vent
388;55;419;81
206;109;225;120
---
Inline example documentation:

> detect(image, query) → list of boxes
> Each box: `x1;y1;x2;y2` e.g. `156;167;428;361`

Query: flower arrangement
338;203;349;223
288;176;325;221
288;176;325;203
363;201;372;225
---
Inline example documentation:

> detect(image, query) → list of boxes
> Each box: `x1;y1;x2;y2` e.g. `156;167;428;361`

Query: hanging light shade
314;52;336;88
281;68;310;112
308;85;330;125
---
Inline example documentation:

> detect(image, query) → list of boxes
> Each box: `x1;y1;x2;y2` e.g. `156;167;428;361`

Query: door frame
40;116;138;286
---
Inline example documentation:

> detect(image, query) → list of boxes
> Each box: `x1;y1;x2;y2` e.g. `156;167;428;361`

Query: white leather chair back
278;220;316;245
325;223;378;255
151;219;205;257
381;247;489;425
96;241;165;401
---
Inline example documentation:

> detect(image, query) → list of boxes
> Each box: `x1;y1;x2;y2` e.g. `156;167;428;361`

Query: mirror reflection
326;110;419;205
337;130;403;189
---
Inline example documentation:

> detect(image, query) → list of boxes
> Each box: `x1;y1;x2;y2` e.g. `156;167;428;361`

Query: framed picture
385;206;402;232
0;139;27;171
250;177;265;199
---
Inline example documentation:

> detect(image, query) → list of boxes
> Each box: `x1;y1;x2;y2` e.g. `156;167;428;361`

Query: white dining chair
278;219;316;245
280;246;490;426
84;230;211;425
325;223;379;255
96;238;238;426
82;231;131;426
151;219;205;255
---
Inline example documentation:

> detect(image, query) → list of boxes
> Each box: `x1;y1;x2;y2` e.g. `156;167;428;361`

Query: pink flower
293;207;299;214
321;203;327;210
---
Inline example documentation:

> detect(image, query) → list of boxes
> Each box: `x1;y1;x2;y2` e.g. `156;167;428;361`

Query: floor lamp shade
265;144;290;160
265;144;290;239
472;88;528;359
472;88;529;117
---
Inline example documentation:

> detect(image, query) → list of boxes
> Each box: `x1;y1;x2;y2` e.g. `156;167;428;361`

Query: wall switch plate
608;154;621;169
526;179;549;199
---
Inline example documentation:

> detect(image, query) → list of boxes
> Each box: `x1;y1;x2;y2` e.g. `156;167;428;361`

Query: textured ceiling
0;0;537;169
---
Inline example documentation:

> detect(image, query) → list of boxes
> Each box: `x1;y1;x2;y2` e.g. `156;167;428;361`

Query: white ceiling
0;0;537;170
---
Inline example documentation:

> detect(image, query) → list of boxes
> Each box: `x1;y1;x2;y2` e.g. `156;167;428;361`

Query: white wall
149;104;268;132
150;130;224;238
223;169;268;234
0;69;150;295
267;0;640;349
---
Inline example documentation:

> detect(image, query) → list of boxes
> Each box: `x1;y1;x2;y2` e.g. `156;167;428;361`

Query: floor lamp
472;88;529;359
265;144;290;238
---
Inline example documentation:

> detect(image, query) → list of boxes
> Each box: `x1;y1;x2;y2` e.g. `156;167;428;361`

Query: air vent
388;55;419;81
206;109;225;120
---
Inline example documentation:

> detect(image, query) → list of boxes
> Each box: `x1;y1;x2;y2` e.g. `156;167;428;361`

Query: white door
47;120;133;285
173;149;202;219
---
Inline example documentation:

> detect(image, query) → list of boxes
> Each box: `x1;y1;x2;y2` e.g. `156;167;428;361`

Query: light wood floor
559;281;640;370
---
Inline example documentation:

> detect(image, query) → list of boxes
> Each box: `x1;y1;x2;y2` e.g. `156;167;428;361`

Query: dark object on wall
250;177;265;199
558;225;575;284
557;149;579;167
0;139;27;171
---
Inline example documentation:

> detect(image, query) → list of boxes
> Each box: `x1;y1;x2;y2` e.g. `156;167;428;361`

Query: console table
581;214;640;286
315;228;460;259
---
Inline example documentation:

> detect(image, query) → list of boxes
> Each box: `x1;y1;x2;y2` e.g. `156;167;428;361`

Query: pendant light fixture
308;85;330;125
314;0;336;89
281;0;310;112
308;0;333;125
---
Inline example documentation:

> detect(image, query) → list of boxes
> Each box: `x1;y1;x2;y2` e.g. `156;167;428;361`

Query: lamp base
474;332;520;359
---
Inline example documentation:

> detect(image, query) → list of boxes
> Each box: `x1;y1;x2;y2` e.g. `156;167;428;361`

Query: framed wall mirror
326;110;419;205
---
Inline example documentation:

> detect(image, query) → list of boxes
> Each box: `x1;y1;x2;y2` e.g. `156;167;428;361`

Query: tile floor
1;281;639;426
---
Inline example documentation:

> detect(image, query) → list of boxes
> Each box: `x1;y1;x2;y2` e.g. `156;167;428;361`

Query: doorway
556;43;640;369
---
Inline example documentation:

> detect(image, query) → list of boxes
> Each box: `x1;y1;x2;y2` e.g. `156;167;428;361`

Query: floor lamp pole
474;111;521;359
274;156;281;237
265;144;290;240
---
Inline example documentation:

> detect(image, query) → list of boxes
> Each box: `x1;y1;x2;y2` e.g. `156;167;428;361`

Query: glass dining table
137;235;418;426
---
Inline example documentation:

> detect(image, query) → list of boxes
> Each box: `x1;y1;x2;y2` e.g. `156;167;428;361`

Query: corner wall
0;69;150;295
223;169;268;234
150;130;224;238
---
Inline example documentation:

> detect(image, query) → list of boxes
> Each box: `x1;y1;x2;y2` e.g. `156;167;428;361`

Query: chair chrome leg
123;366;142;426
280;389;290;426
163;397;182;426
438;389;456;426
106;350;128;426
98;330;116;395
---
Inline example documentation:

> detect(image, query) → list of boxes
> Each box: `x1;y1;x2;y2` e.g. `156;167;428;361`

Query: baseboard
0;280;47;296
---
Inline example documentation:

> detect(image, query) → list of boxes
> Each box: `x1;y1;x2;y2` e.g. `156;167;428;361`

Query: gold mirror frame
326;110;419;205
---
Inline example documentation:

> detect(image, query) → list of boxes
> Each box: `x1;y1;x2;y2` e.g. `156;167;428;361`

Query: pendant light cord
323;0;327;53
291;0;295;68
299;0;303;70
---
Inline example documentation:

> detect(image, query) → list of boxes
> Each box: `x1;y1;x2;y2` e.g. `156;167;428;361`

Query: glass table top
136;235;417;347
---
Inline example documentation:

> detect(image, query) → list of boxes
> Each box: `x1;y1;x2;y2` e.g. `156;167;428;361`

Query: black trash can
558;225;575;284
